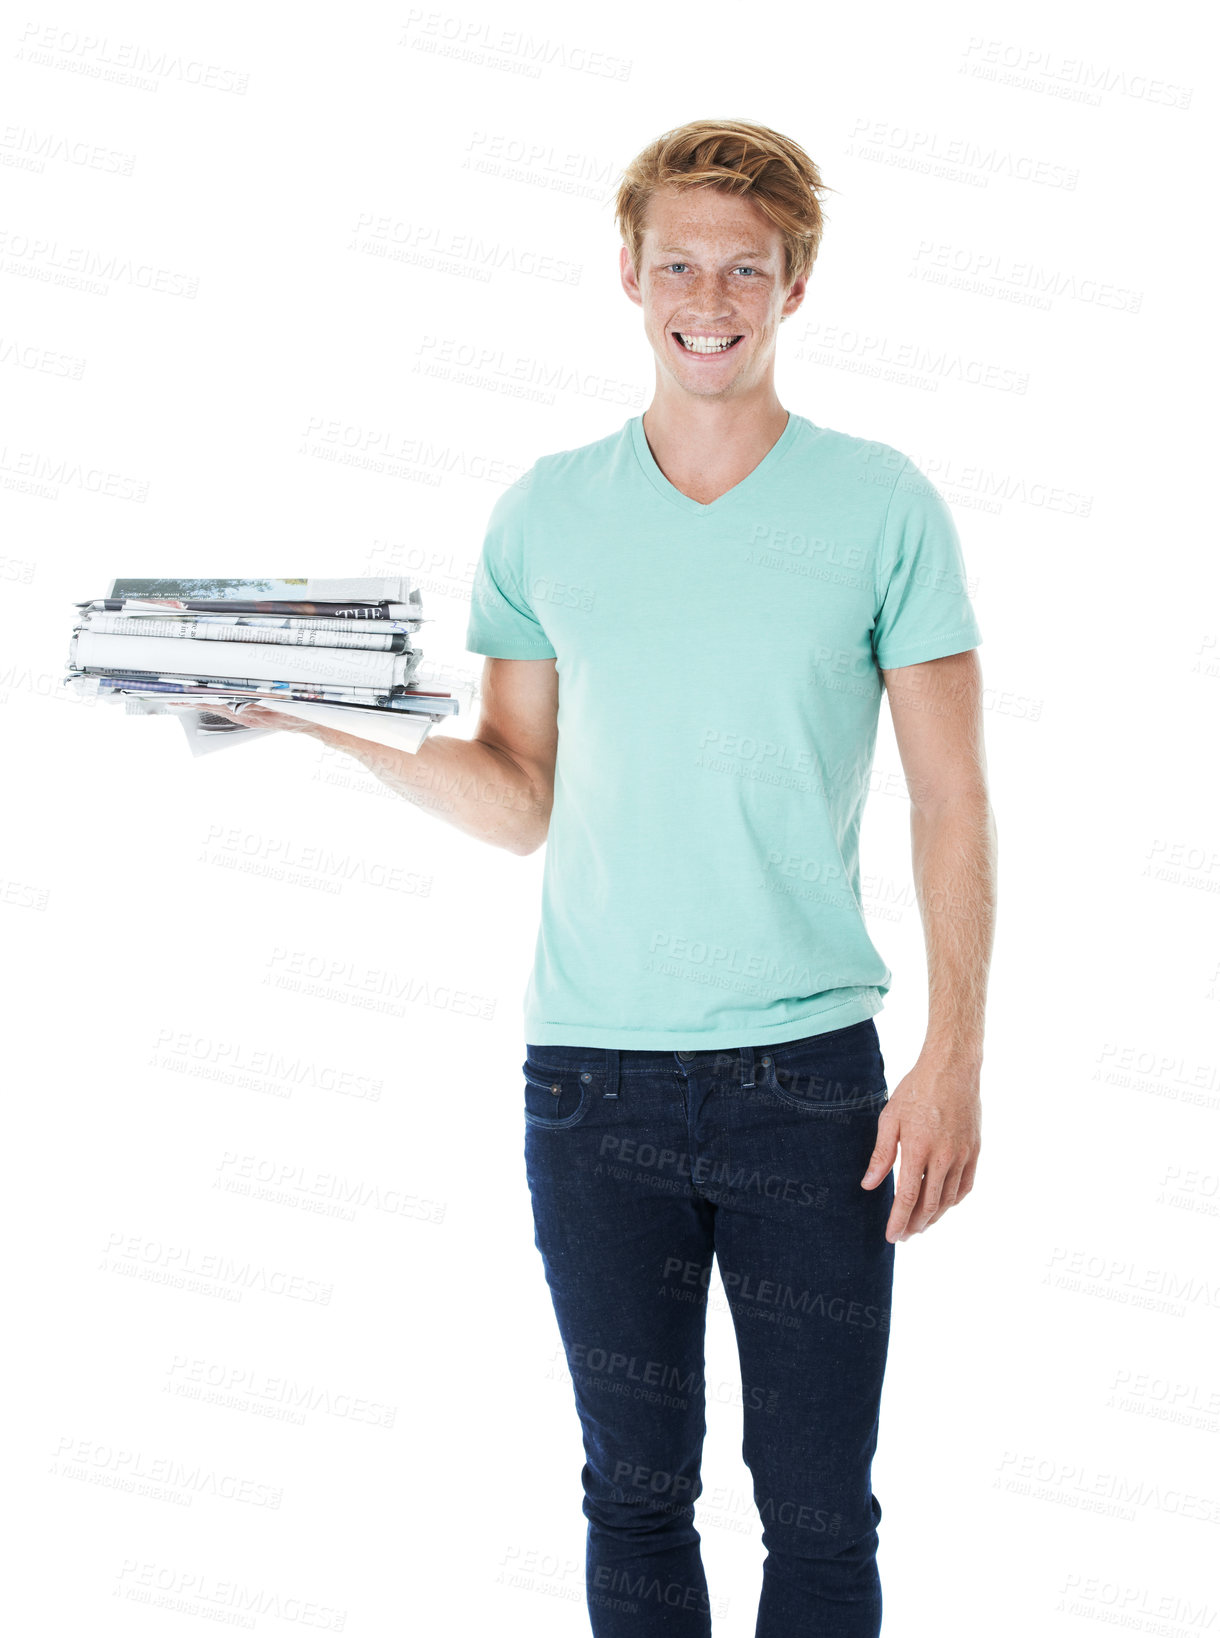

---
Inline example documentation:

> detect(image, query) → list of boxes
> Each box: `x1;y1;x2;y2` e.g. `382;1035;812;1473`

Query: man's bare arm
205;656;559;856
861;647;997;1239
890;647;997;1062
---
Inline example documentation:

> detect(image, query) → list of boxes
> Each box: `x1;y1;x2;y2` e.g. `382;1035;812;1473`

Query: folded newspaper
62;576;473;757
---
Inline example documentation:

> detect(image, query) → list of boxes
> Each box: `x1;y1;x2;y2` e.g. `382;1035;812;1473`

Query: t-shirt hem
874;631;981;670
523;989;885;1051
465;637;557;660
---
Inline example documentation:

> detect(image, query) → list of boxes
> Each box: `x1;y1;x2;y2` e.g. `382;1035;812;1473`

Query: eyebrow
656;245;770;259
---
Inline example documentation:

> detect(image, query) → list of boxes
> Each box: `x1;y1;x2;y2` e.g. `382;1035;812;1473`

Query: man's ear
620;244;643;307
781;273;808;320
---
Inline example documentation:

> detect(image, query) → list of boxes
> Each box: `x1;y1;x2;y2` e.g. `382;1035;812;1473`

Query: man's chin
658;359;752;397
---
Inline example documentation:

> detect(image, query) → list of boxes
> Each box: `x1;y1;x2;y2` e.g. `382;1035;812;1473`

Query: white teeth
678;333;738;353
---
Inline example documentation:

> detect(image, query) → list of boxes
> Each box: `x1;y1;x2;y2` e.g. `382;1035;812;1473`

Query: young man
227;120;995;1638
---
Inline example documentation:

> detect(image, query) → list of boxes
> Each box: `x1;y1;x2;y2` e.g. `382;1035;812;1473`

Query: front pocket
761;1023;887;1114
523;1061;595;1128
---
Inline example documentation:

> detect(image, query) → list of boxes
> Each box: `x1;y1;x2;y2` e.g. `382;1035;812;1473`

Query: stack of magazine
62;576;465;756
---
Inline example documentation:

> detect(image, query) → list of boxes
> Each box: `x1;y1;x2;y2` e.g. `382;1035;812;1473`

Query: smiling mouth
673;332;743;354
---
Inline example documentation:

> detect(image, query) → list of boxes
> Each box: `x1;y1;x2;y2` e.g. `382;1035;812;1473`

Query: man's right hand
170;657;559;857
190;700;318;733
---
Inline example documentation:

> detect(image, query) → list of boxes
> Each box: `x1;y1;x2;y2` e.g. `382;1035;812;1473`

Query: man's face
620;184;806;400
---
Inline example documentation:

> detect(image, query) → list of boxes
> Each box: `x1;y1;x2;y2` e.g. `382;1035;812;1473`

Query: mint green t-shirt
464;412;982;1050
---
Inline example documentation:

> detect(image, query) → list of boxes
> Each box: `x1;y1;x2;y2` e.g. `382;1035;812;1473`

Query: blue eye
666;263;687;273
734;266;757;275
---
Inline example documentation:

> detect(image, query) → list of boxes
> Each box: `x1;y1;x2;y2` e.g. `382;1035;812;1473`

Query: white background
3;2;1217;1633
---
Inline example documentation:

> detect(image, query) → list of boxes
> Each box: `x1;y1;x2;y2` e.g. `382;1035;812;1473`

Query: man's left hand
860;1054;982;1241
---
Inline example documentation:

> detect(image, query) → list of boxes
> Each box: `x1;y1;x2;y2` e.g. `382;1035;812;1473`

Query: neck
640;379;790;501
643;377;788;457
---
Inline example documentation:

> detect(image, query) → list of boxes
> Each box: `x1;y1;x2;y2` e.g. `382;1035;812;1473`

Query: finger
949;1159;982;1212
923;1158;967;1228
861;1113;899;1189
923;1166;962;1231
897;1169;934;1238
887;1151;928;1242
956;1151;980;1199
227;705;291;727
241;707;312;731
905;1162;951;1235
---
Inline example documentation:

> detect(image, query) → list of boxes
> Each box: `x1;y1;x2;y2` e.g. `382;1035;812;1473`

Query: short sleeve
464;471;557;660
871;457;982;670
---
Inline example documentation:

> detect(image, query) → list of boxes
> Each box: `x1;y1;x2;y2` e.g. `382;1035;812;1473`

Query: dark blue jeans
523;1018;896;1638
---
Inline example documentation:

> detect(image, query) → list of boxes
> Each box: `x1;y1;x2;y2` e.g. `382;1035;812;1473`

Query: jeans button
677;1050;695;1061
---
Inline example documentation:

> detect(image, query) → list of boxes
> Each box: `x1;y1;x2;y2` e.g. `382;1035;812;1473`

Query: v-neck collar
629;411;803;517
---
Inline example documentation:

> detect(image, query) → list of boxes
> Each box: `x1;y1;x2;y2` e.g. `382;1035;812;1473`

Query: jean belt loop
739;1044;754;1089
603;1047;620;1099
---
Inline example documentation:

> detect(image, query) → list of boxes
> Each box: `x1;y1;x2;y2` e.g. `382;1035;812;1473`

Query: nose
682;272;735;321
